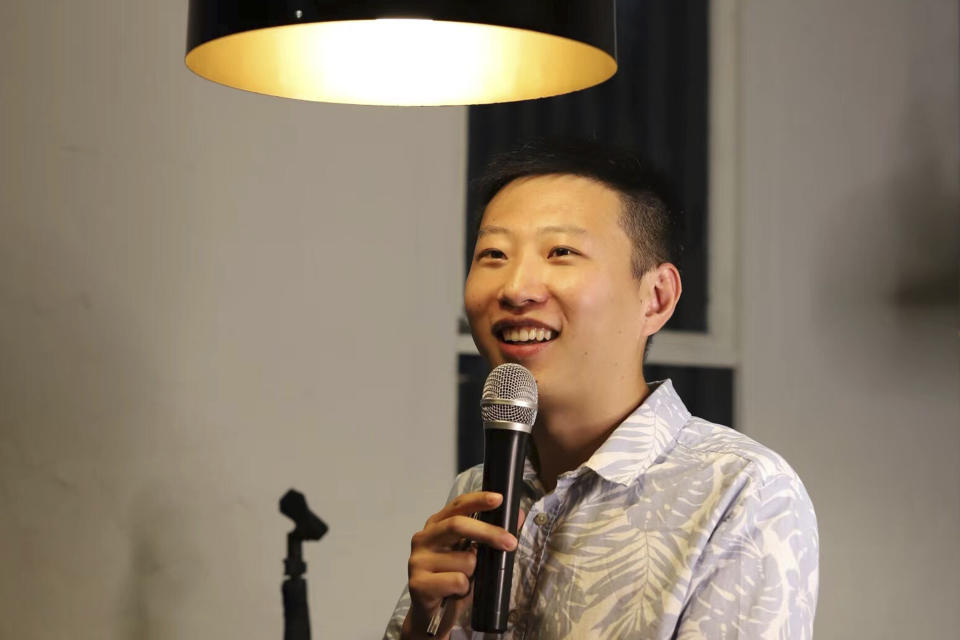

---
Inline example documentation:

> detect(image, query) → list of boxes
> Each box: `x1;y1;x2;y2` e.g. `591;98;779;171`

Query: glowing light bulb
186;19;616;105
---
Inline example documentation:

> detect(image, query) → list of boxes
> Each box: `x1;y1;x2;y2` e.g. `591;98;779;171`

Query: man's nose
498;256;548;309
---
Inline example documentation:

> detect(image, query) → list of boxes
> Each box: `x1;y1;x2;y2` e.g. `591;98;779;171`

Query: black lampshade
185;1;617;106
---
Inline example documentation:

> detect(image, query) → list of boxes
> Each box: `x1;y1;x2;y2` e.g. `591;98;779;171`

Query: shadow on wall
813;101;958;391
0;168;188;639
886;102;958;313
120;487;197;640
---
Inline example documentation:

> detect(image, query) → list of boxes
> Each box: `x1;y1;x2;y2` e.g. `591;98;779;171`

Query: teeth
501;327;556;343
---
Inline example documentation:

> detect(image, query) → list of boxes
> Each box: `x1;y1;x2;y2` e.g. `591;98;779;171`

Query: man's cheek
565;286;611;315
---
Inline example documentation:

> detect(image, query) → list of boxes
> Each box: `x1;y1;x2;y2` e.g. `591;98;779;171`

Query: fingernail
503;536;517;551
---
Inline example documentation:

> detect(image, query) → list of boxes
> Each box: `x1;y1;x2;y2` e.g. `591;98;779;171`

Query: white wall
0;1;464;638
2;1;958;639
738;1;959;637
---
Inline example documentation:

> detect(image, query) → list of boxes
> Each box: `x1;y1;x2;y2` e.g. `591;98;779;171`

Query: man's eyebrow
476;224;588;238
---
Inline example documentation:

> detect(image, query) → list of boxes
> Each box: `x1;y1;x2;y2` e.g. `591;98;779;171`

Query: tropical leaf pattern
384;380;818;639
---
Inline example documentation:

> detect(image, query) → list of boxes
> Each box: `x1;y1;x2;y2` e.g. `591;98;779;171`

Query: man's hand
400;492;520;640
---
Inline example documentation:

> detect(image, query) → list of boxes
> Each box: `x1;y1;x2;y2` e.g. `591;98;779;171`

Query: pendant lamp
185;1;617;106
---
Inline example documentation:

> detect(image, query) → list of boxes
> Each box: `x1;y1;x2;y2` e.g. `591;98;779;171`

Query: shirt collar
522;379;691;491
584;379;691;485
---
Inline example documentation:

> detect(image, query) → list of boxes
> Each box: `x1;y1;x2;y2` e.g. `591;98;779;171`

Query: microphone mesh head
481;363;538;426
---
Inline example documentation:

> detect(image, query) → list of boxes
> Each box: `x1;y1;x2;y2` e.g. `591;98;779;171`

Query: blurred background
1;0;957;638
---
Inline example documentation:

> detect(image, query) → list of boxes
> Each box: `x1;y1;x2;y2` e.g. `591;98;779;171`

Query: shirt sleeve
382;584;412;640
674;468;819;639
383;466;485;640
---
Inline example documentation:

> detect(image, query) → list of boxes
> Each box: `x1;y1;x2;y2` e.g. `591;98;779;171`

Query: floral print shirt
385;380;819;639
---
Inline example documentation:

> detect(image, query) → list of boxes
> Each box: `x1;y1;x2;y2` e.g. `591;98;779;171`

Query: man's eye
477;248;506;260
548;247;578;258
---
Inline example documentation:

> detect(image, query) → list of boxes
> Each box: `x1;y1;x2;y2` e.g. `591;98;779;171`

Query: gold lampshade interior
185;19;617;105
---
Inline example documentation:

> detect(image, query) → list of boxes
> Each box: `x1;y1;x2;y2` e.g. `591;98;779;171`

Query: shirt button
533;512;549;527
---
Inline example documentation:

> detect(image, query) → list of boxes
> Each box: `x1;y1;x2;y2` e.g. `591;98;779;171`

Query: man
384;141;819;639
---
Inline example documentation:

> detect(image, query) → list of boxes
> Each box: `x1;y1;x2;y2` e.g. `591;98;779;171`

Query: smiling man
384;141;818;640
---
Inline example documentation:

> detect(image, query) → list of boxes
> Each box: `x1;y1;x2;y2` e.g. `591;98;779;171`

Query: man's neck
531;380;651;492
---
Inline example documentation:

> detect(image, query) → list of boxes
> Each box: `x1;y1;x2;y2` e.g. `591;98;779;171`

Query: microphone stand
280;489;328;640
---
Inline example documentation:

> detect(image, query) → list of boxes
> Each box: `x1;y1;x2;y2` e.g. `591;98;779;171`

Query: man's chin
478;345;553;390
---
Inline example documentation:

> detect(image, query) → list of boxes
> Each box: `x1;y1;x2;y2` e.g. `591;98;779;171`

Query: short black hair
471;139;684;278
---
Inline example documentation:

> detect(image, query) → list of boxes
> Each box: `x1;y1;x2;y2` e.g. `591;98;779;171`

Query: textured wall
1;1;958;639
0;1;464;637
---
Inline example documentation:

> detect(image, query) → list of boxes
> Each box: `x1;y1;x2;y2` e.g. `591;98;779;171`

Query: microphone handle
472;427;530;633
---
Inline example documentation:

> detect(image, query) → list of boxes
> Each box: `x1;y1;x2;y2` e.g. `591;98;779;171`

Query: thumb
517;508;527;532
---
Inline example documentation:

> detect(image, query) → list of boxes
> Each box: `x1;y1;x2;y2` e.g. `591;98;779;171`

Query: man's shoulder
673;417;818;547
447;464;485;499
674;416;807;490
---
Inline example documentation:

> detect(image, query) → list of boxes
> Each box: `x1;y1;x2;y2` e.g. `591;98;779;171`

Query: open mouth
497;327;558;344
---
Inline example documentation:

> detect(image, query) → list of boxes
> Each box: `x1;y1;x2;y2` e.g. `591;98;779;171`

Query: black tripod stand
280;489;328;640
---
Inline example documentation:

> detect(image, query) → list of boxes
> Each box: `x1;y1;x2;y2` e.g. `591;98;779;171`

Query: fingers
410;549;477;576
426;491;502;526
405;491;521;630
408;570;473;602
414;514;517;552
407;548;477;618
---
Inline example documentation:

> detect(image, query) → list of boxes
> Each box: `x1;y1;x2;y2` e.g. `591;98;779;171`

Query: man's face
464;174;650;406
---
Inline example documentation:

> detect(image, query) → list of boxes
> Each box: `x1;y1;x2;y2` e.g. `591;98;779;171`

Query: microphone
471;363;538;634
280;490;328;542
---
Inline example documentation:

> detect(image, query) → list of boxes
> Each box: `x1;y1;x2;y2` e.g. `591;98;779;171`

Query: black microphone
280;490;328;542
471;363;538;634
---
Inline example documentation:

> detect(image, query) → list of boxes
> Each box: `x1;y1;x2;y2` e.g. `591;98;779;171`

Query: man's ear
640;262;682;336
